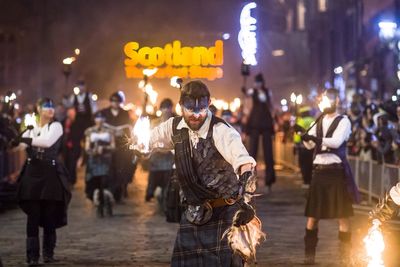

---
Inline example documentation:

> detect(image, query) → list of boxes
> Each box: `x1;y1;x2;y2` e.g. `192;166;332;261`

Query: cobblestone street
0;166;399;267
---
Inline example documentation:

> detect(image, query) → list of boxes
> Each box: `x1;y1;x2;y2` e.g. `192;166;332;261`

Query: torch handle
304;113;325;135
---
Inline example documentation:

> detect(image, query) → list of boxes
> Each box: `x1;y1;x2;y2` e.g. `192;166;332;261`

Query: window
318;0;327;12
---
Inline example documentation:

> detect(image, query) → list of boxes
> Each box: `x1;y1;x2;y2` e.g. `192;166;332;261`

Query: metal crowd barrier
273;132;400;205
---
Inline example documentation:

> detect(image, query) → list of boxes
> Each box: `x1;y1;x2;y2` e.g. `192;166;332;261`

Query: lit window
319;0;327;12
297;0;306;30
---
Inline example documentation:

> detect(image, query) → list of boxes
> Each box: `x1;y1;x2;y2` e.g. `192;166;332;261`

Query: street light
378;21;397;40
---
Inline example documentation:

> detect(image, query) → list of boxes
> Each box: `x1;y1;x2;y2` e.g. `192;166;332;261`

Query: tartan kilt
171;203;244;267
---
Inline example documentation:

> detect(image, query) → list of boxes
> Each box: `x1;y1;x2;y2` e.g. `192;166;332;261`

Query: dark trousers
298;147;314;185
93;176;105;207
63;145;81;185
146;170;172;200
25;200;57;238
249;130;276;186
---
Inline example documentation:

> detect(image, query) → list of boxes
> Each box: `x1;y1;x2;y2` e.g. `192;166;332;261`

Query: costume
150;111;256;267
302;105;360;264
243;74;276;187
17;119;71;265
84;123;114;217
102;106;134;201
146;112;175;203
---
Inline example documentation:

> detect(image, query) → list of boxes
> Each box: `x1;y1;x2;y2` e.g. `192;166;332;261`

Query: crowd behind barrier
274;132;400;206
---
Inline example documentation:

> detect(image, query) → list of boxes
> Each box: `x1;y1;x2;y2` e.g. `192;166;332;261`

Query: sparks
363;219;385;267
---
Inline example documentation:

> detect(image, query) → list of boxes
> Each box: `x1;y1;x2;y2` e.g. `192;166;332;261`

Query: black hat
160;98;173;109
255;73;264;83
110;91;125;103
94;111;105;119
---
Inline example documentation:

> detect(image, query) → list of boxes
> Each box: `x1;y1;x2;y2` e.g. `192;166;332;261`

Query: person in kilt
301;88;360;265
16;98;71;266
84;112;115;217
142;80;256;267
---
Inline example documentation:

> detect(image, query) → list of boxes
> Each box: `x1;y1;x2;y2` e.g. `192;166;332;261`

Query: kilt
171;204;243;267
305;165;354;219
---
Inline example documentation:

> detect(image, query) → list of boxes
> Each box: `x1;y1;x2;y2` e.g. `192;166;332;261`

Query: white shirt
150;111;256;174
68;93;97;112
22;122;63;148
303;114;351;164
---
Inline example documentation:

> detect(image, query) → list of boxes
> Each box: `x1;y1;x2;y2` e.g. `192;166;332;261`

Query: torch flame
143;68;158;77
132;116;151;153
318;95;332;112
63;57;76;65
363;219;385;267
24;113;37;128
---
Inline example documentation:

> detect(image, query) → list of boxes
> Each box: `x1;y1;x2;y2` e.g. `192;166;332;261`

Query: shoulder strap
172;116;182;136
316;115;324;138
325;115;344;138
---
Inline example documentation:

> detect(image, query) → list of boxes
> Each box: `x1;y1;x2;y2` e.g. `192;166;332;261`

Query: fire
318;95;332;112
363;219;385;267
62;57;76;65
24;113;37;128
132;116;151;153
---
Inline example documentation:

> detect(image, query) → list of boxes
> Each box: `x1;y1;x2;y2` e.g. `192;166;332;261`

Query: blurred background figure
101;91;135;203
243;73;276;191
62;108;81;185
145;98;175;206
84;112;115;217
293;106;315;188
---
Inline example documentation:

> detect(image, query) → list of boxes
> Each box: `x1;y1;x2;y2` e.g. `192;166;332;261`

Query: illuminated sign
238;2;257;66
124;40;223;81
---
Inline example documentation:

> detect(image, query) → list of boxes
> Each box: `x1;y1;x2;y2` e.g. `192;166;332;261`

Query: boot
304;228;318;265
26;237;40;266
338;231;352;265
42;232;58;263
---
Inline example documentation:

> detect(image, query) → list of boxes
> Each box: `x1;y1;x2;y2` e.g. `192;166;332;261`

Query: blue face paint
41;101;54;109
181;96;209;113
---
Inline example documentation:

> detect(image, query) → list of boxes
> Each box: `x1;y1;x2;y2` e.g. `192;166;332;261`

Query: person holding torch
132;81;262;266
16;98;71;266
301;88;360;265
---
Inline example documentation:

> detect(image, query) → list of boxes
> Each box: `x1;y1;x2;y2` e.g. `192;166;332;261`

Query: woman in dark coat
17;98;71;266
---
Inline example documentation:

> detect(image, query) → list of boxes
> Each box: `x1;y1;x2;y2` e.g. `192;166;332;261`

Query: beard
183;114;207;131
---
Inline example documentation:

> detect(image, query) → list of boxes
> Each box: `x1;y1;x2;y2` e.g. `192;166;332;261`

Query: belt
314;163;342;170
208;198;236;208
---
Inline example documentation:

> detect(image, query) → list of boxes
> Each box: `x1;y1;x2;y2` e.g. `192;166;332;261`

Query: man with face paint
16;98;71;266
301;88;359;265
101;91;135;202
144;80;256;267
243;73;276;191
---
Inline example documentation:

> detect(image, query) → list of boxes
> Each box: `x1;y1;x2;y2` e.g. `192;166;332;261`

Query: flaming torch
131;116;151;154
363;219;385;267
24;113;37;128
318;95;332;113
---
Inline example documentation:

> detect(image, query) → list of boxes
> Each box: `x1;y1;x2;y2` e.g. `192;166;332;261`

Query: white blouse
22;121;63;148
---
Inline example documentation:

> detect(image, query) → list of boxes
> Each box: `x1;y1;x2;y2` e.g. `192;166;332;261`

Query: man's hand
301;134;322;147
369;193;399;223
233;201;255;226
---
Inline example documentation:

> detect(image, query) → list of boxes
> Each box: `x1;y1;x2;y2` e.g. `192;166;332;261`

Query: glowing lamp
63;57;76;65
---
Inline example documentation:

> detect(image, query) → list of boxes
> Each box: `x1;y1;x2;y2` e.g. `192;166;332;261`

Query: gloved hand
233;200;255;227
369;193;399;223
11;137;32;147
301;134;322;147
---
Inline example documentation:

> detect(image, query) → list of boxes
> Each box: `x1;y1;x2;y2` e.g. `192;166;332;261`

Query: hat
255;73;264;83
160;98;173;109
110;91;125;103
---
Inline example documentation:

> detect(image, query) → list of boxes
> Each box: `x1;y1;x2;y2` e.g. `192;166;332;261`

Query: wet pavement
0;165;399;267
